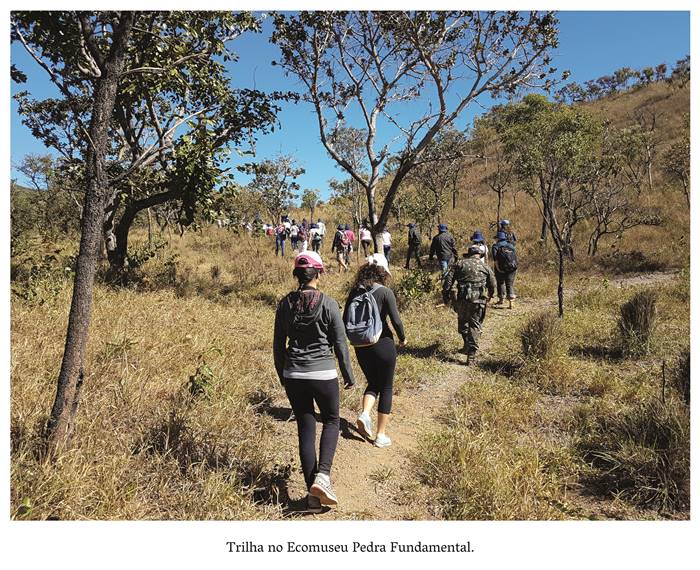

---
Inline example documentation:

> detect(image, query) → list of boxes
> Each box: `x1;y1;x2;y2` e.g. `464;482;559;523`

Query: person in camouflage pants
442;245;497;364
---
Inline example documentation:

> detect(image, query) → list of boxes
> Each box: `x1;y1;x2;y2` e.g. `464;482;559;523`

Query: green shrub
395;268;436;308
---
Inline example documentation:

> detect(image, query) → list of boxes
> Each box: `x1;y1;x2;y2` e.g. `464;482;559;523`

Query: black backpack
496;246;518;272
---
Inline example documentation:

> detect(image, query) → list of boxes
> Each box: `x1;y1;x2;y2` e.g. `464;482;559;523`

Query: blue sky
10;11;690;200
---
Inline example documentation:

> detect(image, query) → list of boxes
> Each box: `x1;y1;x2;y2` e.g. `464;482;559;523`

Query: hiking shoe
494;298;504;306
306;494;323;514
374;434;392;448
310;473;338;506
357;412;373;440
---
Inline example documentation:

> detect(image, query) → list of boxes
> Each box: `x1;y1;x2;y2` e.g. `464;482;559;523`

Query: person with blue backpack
343;254;406;448
492;230;518;309
273;251;356;513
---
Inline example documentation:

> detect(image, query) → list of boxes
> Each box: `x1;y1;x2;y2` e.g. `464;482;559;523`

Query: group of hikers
272;219;518;513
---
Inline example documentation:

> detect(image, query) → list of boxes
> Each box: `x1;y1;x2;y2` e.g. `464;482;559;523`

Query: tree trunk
46;12;135;456
496;190;503;227
452;188;457;210
147;207;153;248
557;247;565;318
540;211;548;243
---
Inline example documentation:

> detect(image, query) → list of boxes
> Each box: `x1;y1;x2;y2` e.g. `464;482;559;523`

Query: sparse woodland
10;11;689;521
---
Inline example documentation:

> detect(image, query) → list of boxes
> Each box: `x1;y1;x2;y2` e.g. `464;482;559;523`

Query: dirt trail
268;270;679;520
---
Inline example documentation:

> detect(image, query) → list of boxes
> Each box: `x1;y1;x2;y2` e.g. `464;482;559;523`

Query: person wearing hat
492;230;518;309
442;244;496;364
470;230;488;263
405;223;423;269
429;223;458;278
273;251;356;513
499;220;517;244
309;223;322;253
344;254;406;448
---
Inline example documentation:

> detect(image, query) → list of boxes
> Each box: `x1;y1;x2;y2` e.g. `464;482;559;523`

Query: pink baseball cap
294;251;325;273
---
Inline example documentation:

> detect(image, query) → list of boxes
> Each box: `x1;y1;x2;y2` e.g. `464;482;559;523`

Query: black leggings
284;378;340;490
355;336;397;414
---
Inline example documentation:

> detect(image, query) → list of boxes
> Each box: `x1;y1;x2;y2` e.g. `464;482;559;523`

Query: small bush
618;291;657;356
520;312;562;360
578;397;689;513
395;268;436;308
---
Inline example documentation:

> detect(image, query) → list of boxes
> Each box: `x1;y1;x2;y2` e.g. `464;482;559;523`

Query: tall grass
618;290;657;356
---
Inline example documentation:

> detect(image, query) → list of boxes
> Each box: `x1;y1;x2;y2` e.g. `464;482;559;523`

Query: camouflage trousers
453;299;487;355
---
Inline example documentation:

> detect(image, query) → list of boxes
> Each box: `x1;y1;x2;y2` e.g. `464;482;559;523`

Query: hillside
10;78;689;522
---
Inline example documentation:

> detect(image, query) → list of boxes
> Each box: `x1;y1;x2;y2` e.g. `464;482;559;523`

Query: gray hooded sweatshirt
273;286;355;385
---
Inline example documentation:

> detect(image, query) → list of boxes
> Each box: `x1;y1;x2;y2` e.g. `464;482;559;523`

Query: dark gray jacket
429;231;458;262
273;287;355;385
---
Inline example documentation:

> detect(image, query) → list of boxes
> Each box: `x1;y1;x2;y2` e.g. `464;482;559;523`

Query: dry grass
10;82;690;521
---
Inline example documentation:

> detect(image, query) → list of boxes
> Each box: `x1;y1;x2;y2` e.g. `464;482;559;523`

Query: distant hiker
443;244;496;365
343;254;406;448
290;220;300;251
470;230;488;262
344;223;356;264
359;225;373;257
275;220;287;257
317;218;326;249
499;220;517;244
492;231;518;309
405;223;422;269
331;224;351;272
429;223;458;277
298;223;309;252
309;223;322;253
273;251;356;513
381;229;392;264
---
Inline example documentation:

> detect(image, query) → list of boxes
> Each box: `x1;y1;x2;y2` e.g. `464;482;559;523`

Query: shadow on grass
399;342;466;365
477;357;523;378
569;344;624;362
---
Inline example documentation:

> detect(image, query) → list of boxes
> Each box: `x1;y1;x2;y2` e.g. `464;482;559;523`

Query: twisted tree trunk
46;12;135;456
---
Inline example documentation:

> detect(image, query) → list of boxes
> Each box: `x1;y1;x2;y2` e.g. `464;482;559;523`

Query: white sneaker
357;412;373;440
310;473;338;506
374;433;392;448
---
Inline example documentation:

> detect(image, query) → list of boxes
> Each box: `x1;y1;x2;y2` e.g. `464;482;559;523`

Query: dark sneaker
306;494;323;514
310;473;338;506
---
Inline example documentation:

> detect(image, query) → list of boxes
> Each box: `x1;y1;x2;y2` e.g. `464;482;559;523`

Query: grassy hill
10;80;689;521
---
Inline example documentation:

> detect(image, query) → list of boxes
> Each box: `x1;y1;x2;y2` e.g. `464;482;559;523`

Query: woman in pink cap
273;251;356;513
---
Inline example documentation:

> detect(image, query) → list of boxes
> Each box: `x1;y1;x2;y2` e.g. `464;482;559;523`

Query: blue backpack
344;284;383;347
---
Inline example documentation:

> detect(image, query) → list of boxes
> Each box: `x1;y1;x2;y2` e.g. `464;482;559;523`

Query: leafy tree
238;155;305;223
13;154;82;239
11;11;280;452
13;12;280;271
300;188;321;220
271;11;562;251
492;94;601;316
654;63;668;82
662;116;690;208
554;81;588;104
471;119;515;225
584;126;662;256
12;11;136;453
668;55;690;88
